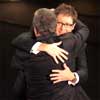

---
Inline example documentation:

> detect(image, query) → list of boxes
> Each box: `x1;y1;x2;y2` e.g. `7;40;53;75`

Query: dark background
0;0;99;100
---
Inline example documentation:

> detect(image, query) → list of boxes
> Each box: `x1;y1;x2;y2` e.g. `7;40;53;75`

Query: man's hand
49;63;75;84
38;42;68;64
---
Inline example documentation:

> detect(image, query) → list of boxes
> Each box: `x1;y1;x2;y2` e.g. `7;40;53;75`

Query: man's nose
61;25;66;30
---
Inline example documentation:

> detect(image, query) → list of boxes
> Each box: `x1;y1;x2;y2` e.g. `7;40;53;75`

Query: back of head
33;8;56;35
55;3;78;23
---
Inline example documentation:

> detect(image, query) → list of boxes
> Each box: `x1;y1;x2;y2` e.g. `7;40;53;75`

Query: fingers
49;64;72;84
50;77;61;84
53;42;69;55
57;50;68;61
53;56;59;64
63;63;69;69
50;73;59;77
43;42;69;64
51;46;68;64
51;69;61;73
50;75;61;84
49;71;61;84
52;80;61;84
51;50;68;64
60;48;69;55
52;52;64;64
55;54;66;64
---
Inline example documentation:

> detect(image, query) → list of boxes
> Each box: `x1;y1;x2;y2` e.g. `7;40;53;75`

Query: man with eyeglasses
49;3;89;85
11;3;90;100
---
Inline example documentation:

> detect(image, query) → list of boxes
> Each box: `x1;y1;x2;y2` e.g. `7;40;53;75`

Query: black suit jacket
12;32;88;82
11;20;89;99
11;32;88;100
12;20;89;83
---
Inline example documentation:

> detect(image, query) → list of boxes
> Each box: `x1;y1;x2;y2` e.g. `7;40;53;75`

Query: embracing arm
75;43;88;84
11;49;29;100
12;32;36;53
74;20;89;43
12;32;68;64
49;43;88;85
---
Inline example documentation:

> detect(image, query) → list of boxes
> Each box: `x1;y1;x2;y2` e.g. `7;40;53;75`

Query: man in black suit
12;6;89;65
11;3;90;100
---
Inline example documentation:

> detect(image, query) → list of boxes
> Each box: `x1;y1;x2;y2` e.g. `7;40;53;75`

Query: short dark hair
55;3;78;23
33;8;56;35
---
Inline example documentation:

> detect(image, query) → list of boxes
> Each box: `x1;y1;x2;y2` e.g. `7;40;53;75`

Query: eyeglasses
57;22;74;27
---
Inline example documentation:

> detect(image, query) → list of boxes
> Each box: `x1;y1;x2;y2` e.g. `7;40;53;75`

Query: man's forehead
57;14;73;24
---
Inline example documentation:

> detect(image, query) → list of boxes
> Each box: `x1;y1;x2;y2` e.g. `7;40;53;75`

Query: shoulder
15;32;32;41
12;32;33;45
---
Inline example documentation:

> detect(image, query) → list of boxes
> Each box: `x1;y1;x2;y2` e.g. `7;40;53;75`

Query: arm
11;48;31;69
11;49;28;100
49;43;88;85
50;63;77;84
12;32;36;53
12;20;89;63
12;32;68;64
12;70;26;100
70;20;89;84
75;43;88;84
74;20;89;42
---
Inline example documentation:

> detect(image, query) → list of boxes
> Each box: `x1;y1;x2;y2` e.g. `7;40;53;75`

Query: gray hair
33;8;57;35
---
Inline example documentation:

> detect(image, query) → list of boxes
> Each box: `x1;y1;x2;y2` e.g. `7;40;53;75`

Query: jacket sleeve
11;48;31;70
11;70;26;100
73;20;90;43
11;32;36;53
11;49;29;100
75;43;88;84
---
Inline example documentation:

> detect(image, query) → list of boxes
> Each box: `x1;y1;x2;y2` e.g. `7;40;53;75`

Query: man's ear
34;27;37;34
34;27;40;37
72;23;76;30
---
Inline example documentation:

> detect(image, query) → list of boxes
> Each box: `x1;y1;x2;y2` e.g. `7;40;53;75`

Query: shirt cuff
30;42;42;54
68;72;79;86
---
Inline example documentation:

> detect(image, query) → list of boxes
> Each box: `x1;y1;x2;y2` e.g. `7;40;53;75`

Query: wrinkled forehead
57;14;74;24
